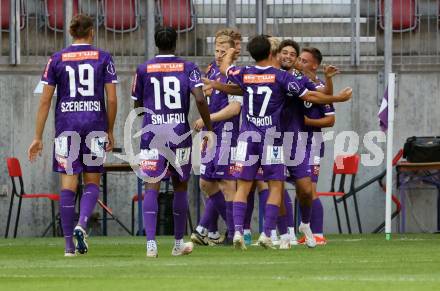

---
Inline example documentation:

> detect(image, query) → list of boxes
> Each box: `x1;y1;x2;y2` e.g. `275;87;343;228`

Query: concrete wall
1;66;439;237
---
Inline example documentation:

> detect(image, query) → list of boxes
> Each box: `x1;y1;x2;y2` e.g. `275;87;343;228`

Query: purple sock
244;191;255;229
226;201;234;238
208;210;219;233
143;189;158;241
233;201;247;234
277;215;288;235
173;191;188;240
264;204;279;237
284;191;294;227
60;189;76;253
300;203;312;224
311;198;324;234
210;191;227;222
78;183;99;229
199;197;216;229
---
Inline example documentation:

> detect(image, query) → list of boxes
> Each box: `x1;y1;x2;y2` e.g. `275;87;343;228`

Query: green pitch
1;234;439;291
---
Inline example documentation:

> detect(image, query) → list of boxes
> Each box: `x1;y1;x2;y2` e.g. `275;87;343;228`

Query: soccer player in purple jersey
131;27;212;258
220;35;352;250
190;35;242;246
296;47;339;245
28;15;118;256
279;40;339;247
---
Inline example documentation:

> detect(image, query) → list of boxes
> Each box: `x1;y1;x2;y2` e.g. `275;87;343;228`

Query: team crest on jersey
107;61;116;75
287;81;300;93
189;69;201;82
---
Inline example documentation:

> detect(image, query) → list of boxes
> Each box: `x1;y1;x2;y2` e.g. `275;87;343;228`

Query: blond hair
215;35;235;48
215;28;242;41
268;37;281;56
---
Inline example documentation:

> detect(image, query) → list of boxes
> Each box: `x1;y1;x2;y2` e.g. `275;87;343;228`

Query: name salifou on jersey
151;113;186;125
61;101;101;112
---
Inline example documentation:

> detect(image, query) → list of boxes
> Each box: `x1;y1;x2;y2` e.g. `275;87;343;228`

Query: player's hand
106;132;114;152
193;118;205;132
28;139;43;162
203;84;213;97
337;87;353;102
324;64;340;78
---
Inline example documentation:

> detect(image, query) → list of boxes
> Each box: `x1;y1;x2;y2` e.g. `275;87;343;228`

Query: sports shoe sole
73;228;88;254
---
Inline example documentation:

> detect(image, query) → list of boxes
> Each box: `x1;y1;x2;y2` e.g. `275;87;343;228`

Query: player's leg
296;176;317;248
170;175;193;256
59;174;79;256
282;189;297;245
143;181;161;258
258;180;283;249
311;173;326;245
72;172;101;254
232;179;253;250
218;178;236;245
191;178;221;245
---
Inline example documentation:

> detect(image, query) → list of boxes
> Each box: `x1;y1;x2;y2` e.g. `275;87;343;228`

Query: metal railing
1;0;439;68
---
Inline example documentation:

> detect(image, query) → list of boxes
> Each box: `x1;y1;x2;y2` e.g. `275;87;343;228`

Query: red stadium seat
317;154;362;234
1;0;26;31
103;0;139;32
157;0;195;32
379;0;418;32
45;0;79;32
4;158;59;238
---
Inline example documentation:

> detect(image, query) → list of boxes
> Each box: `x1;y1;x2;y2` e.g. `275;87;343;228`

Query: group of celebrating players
28;14;351;258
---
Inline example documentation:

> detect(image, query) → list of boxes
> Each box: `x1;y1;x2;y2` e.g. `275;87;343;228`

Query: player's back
133;55;202;148
42;44;117;135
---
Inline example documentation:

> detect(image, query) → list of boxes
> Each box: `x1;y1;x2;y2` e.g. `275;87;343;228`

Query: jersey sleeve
103;53;118;84
320;103;335;115
187;63;203;89
41;54;58;86
225;65;244;91
131;65;143;101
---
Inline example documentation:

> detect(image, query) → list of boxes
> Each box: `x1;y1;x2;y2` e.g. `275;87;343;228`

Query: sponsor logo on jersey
147;63;184;73
243;74;275;84
62;51;99;61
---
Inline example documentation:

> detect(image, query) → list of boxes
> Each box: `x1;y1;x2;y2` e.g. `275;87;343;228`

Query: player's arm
301;87;352;104
194;101;241;131
304;115;335;128
203;78;243;96
192;86;213;132
105;83;117;151
28;84;55;162
319;65;339;95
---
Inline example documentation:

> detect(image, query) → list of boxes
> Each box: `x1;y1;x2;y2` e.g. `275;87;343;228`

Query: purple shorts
53;132;107;175
286;144;312;182
232;140;285;181
200;146;236;181
139;147;191;182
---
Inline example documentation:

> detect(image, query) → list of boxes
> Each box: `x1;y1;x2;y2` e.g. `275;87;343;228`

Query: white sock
270;229;278;240
288;227;297;239
196;225;207;235
280;233;290;241
243;229;251;235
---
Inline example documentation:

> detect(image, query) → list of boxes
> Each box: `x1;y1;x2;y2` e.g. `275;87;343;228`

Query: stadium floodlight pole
384;0;393;241
226;0;236;28
146;0;155;59
63;1;73;47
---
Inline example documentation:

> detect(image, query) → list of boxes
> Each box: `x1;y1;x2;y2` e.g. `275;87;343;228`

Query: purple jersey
226;65;308;140
41;44;118;135
205;65;242;146
131;55;203;148
304;78;335;133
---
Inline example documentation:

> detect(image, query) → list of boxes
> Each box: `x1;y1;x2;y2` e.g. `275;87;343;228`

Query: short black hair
302;47;323;65
154;27;177;51
247;35;271;62
279;39;300;56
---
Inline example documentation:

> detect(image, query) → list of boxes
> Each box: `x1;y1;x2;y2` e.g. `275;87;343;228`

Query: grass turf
0;234;439;291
